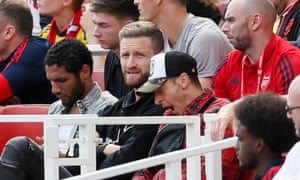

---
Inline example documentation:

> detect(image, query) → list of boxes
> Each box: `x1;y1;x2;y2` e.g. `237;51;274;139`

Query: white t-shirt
164;14;233;77
273;141;300;179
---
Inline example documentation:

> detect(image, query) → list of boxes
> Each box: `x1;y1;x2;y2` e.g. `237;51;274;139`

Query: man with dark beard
0;21;164;180
0;38;117;180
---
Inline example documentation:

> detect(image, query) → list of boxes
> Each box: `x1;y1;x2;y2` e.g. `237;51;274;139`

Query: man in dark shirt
96;21;165;180
83;0;139;98
0;0;56;105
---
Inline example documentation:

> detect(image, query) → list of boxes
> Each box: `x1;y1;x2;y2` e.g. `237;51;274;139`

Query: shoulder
48;100;64;114
205;97;230;113
99;91;118;105
27;36;51;50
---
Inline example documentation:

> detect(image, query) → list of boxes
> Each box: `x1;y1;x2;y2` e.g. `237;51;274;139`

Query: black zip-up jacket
97;91;164;179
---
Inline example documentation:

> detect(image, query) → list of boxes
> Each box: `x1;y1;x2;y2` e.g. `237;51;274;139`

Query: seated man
81;0;138;97
0;21;164;180
211;0;300;141
235;92;298;179
38;0;87;44
0;38;117;180
274;75;300;179
134;51;240;179
0;0;56;105
95;21;165;180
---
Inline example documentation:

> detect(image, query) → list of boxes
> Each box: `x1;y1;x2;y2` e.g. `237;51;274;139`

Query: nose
51;82;61;95
235;141;240;151
154;92;163;105
287;110;293;119
126;55;137;68
221;21;229;33
93;26;101;38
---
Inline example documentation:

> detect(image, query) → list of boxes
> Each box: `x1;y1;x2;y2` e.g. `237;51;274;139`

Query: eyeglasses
285;105;300;113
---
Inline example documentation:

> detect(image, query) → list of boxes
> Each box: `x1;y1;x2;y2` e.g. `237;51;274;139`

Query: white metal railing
43;115;201;180
64;137;237;180
86;44;109;56
0;114;236;180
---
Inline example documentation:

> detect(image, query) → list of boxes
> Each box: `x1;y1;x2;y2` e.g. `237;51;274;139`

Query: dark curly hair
44;38;93;74
235;92;298;154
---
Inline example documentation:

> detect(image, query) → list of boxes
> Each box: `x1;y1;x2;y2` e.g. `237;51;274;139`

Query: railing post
204;114;222;180
44;117;59;180
78;122;97;175
165;160;182;180
186;115;201;180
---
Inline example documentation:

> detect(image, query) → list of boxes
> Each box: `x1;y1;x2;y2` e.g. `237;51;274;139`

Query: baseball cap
136;51;197;93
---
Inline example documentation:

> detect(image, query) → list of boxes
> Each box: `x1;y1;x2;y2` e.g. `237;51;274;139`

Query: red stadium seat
0;104;50;152
92;69;105;90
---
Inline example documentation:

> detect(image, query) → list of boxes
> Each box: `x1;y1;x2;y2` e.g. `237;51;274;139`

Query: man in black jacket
0;21;164;180
82;0;139;98
95;21;165;179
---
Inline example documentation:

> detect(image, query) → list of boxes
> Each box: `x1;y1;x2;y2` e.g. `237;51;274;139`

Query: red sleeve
221;147;241;180
213;57;230;99
0;74;13;104
262;166;281;180
277;53;300;95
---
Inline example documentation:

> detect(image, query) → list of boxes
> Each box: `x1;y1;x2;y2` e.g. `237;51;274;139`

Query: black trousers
0;136;72;180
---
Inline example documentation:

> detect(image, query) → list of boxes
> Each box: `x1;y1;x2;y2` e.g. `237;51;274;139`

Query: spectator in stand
38;0;87;44
211;0;300;141
0;0;56;105
186;0;222;24
235;92;298;179
273;75;300;179
134;0;233;89
215;0;300;102
24;0;41;35
272;0;300;42
95;21;165;180
81;0;139;98
0;21;164;180
0;38;117;180
133;51;240;179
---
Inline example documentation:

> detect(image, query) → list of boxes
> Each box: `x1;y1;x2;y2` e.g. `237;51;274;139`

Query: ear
3;24;16;40
154;0;162;6
62;0;73;7
177;73;189;89
80;64;92;80
249;13;262;31
123;19;135;26
255;137;265;152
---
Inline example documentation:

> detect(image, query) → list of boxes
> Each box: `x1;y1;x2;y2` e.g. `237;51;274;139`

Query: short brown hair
0;0;32;36
90;0;139;21
119;21;164;54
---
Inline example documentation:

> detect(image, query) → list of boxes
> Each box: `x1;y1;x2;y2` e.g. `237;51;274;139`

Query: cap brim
136;81;161;93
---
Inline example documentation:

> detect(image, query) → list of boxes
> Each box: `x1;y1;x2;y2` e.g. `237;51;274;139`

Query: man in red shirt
211;0;300;142
214;0;300;102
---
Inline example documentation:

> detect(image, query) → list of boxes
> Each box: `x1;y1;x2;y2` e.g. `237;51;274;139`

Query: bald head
288;75;300;98
287;75;300;137
229;0;276;24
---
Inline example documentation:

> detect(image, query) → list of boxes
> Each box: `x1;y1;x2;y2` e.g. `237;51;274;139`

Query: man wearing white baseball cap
134;51;241;179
